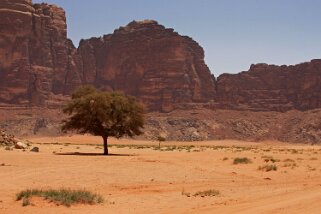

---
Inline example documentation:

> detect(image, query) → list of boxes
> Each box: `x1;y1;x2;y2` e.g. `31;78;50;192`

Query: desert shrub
291;149;298;154
258;164;277;172
181;189;191;197
307;165;316;171
263;157;280;163
261;155;273;159
233;157;252;164
16;188;104;207
193;189;220;197
283;158;295;162
164;146;177;151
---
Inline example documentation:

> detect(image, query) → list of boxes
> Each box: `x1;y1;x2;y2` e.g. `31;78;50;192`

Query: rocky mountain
76;20;216;112
0;0;320;113
0;0;216;112
216;60;321;111
0;0;79;107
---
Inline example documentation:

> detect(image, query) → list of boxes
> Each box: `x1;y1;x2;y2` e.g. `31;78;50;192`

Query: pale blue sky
33;0;321;76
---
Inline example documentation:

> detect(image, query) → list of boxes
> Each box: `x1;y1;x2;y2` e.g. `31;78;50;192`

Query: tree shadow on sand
55;152;135;157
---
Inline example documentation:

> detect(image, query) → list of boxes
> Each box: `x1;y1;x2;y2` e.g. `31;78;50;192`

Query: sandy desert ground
1;136;321;214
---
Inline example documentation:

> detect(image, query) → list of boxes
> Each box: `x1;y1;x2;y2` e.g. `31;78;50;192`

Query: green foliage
16;188;104;207
62;86;144;138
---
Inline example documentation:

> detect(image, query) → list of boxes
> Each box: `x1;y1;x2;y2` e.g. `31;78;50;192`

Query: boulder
0;129;17;146
30;147;39;152
15;142;28;149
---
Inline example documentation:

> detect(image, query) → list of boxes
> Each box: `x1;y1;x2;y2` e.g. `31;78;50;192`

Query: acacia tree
62;86;144;155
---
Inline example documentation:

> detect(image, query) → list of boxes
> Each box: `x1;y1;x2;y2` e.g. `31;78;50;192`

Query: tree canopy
62;85;144;155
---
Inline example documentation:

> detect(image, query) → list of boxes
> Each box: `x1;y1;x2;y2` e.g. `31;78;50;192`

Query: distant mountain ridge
0;0;320;112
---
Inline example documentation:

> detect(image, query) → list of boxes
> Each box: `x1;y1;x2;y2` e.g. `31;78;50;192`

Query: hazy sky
33;0;321;76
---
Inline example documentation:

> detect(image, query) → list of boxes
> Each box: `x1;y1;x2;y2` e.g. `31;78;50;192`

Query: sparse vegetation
181;189;191;197
291;149;298;154
261;155;273;159
233;157;252;164
193;189;220;197
181;189;220;198
282;163;297;168
307;165;316;171
16;188;104;207
283;158;295;162
258;164;277;172
263;157;280;163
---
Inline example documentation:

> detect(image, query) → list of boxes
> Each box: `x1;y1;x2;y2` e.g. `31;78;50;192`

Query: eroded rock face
0;0;79;107
216;60;321;111
0;1;216;112
0;0;320;113
77;20;216;112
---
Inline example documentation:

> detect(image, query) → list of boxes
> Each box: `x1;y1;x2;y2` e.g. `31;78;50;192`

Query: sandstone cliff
0;1;216;111
0;0;80;107
0;0;320;113
216;60;321;111
77;20;216;112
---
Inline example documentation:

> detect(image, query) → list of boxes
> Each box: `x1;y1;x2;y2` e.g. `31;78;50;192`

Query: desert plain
1;136;321;214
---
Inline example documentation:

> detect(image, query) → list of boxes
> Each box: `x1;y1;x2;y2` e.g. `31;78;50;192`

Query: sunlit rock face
0;3;216;112
77;20;216;112
216;60;321;111
0;1;320;112
0;0;79;107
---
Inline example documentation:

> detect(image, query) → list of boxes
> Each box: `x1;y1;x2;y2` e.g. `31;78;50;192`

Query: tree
62;86;144;155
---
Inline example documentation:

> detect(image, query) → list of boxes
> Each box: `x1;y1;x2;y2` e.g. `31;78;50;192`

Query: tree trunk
103;136;108;155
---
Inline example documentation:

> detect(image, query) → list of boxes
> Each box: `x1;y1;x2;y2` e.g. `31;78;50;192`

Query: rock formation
0;0;79;107
77;20;216;112
0;0;320;113
0;129;17;147
216;60;321;111
0;1;216;112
